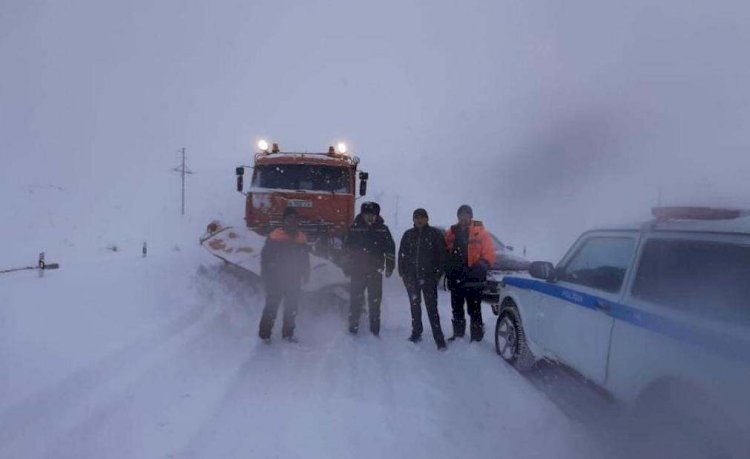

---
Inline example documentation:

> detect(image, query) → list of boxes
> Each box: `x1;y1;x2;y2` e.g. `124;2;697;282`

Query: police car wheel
495;315;518;361
495;305;535;372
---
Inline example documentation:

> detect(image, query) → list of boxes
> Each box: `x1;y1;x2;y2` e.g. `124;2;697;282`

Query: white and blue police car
490;207;750;445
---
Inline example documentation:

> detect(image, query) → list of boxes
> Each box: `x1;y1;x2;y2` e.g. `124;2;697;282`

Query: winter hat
413;208;429;219
361;201;380;216
282;207;298;219
457;204;473;218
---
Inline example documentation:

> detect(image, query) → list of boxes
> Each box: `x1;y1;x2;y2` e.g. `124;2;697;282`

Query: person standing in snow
398;208;447;350
258;207;310;342
344;201;396;336
444;205;496;342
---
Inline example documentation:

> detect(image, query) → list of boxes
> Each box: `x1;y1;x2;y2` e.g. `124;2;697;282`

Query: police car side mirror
530;261;556;282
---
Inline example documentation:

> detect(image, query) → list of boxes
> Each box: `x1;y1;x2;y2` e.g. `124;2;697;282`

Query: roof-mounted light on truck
652;206;745;221
336;142;348;155
271;143;280;153
257;139;269;152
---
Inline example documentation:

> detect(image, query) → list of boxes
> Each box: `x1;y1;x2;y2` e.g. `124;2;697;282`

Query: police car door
540;232;638;385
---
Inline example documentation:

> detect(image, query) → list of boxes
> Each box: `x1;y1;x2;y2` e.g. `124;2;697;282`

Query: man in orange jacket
444;205;496;342
258;207;310;343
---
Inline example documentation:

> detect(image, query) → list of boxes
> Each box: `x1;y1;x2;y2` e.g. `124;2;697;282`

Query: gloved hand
479;259;491;274
468;262;488;281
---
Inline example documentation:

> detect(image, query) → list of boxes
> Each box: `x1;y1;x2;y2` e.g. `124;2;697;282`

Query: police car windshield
252;165;350;193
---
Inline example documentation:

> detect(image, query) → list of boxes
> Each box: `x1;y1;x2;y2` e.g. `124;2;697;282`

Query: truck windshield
252;165;350;193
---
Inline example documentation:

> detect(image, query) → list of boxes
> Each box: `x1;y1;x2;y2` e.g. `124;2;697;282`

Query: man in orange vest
444;205;496;342
258;207;310;343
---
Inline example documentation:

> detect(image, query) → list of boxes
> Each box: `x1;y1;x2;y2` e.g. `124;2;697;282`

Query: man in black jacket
258;207;310;342
398;208;447;349
344;201;396;336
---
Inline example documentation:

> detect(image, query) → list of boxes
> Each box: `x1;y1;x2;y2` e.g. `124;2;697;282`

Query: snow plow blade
200;222;348;294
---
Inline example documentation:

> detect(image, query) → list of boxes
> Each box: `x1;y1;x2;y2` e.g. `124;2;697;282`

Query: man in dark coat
344;201;396;336
258;207;310;342
398;208;447;349
444;205;496;342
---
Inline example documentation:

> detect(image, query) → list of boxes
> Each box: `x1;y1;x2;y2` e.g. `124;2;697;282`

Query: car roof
588;215;750;236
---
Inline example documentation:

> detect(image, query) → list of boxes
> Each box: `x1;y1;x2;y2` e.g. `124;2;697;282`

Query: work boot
348;324;359;335
408;333;422;343
283;335;299;343
437;341;447;351
448;319;465;341
370;319;380;337
470;322;485;342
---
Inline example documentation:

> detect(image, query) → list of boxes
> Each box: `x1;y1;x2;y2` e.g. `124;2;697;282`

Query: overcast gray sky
2;0;749;259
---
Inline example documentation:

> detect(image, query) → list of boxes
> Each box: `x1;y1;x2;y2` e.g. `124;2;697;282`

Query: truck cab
236;143;368;253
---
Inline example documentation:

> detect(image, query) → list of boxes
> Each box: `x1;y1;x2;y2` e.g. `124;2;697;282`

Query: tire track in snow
0;302;215;459
41;308;257;459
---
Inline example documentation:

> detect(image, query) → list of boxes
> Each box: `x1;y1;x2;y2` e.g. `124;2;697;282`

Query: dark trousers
450;286;484;339
349;271;383;334
259;286;301;339
405;277;445;345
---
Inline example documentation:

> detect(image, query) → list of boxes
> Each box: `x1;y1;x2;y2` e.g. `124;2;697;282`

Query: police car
491;207;750;444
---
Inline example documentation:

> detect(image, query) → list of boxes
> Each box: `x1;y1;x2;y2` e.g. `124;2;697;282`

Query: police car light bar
652;206;745;221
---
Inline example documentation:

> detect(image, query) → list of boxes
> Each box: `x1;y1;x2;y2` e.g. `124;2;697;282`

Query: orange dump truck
201;141;368;289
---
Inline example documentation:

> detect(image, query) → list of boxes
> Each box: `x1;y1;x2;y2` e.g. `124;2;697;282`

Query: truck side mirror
236;167;244;192
529;261;556;282
359;171;369;196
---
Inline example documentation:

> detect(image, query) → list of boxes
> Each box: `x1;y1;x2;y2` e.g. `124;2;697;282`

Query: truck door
537;233;637;385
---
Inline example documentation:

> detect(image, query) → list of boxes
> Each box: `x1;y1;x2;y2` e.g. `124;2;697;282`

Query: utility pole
172;147;194;216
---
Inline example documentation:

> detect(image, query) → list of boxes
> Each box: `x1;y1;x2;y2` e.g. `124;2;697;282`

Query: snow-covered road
1;248;611;459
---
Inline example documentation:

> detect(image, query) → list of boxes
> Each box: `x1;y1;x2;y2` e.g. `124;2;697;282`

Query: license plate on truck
287;200;313;208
